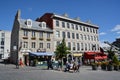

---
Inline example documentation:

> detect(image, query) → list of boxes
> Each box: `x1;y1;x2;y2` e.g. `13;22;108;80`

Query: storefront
84;52;107;64
29;52;54;66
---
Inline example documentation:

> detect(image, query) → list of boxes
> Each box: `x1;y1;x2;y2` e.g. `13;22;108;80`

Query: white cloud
99;41;110;47
117;31;120;34
28;8;33;11
111;25;120;31
99;32;106;35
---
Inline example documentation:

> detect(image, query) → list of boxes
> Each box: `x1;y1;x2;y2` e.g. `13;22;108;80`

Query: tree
55;38;70;60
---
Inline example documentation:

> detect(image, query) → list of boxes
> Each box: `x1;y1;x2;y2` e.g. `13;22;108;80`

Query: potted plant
91;63;98;70
101;61;108;70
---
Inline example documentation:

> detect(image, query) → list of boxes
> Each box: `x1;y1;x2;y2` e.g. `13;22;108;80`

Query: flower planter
92;65;97;70
101;64;107;70
114;65;119;71
107;65;113;71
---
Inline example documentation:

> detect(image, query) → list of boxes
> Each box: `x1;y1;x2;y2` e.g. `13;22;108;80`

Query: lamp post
13;45;19;69
92;45;96;63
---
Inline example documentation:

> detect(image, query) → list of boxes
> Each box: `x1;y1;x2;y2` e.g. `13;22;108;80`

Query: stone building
36;13;100;62
10;10;54;64
0;30;11;59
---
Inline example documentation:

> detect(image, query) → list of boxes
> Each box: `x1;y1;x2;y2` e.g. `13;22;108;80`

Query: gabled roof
18;19;53;32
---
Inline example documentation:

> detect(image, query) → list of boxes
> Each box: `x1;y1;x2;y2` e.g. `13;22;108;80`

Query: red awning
102;56;107;59
95;56;103;60
85;52;96;55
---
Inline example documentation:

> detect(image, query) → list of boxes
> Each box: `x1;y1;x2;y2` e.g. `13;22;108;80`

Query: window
77;43;80;50
47;33;50;39
67;22;70;28
47;43;50;49
80;34;83;40
1;38;4;45
81;43;83;51
67;32;70;38
84;35;87;40
56;20;59;27
91;36;93;41
73;42;76;50
72;33;75;39
80;25;82;31
88;35;90;40
62;31;66;38
76;25;78;30
39;32;43;38
56;31;60;37
39;43;43;48
85;43;87;50
32;31;35;37
56;41;60;46
32;42;36;48
26;19;32;27
68;42;71;50
1;33;5;37
83;26;86;31
76;33;79;39
42;22;46;28
23;30;28;36
62;21;65;28
23;41;28;48
71;24;74;29
87;27;89;32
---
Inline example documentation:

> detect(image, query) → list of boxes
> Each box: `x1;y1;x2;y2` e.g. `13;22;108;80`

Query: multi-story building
11;10;100;65
36;13;100;59
10;10;54;64
0;30;11;59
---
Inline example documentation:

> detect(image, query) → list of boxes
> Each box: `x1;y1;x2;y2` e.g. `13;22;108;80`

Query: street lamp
13;45;19;69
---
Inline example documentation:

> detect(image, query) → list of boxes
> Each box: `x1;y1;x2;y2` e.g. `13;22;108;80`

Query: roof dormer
39;21;46;28
26;19;32;28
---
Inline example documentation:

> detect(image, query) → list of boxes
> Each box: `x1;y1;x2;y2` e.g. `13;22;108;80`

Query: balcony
23;36;28;39
39;38;44;40
31;37;36;40
46;38;51;41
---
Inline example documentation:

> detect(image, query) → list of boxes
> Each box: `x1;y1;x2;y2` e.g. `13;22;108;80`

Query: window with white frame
76;33;79;39
56;31;60;37
23;30;28;36
32;31;35;37
72;33;75;39
77;43;80;50
68;42;71;50
23;42;28;48
47;33;50;39
67;32;70;38
56;20;59;27
67;22;70;28
47;43;50;49
71;23;74;29
62;31;66;38
62;21;65;28
72;42;76;50
32;42;36;48
39;32;43;38
39;43;43;48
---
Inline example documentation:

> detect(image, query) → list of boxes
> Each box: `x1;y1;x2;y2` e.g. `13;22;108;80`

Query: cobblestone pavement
0;63;120;80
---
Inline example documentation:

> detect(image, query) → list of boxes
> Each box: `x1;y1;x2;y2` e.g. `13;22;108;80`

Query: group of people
64;60;81;72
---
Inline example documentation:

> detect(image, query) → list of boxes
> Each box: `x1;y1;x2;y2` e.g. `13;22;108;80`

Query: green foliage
112;55;119;65
55;38;70;59
107;50;115;60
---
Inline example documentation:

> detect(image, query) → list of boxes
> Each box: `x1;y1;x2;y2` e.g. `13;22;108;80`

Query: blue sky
0;0;120;45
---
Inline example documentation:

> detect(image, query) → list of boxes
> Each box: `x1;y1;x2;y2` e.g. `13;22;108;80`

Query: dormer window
26;19;32;27
39;22;46;28
42;22;46;28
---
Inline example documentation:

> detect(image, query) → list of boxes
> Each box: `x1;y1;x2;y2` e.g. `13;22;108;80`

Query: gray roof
18;19;53;32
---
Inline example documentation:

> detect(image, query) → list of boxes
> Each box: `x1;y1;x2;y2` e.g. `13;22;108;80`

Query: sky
0;0;120;46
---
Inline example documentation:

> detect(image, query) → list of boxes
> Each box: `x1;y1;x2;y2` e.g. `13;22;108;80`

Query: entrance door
24;55;29;66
